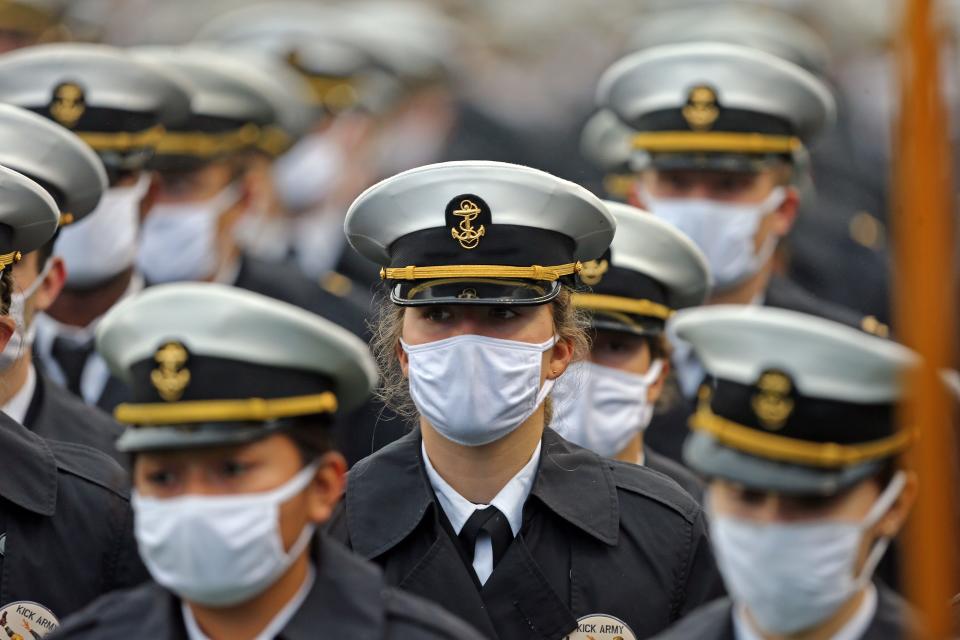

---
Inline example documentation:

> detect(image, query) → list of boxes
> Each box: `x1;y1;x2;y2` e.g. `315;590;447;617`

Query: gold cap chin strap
77;125;166;153
115;392;338;425
690;388;912;468
572;292;673;320
381;262;582;282
0;251;22;273
632;131;802;155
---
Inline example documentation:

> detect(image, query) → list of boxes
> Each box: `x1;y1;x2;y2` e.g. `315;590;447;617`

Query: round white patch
0;601;60;638
565;613;637;640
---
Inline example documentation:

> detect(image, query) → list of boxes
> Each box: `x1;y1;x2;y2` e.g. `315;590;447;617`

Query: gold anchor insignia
150;342;191;402
751;371;795;430
682;85;719;131
450;199;486;250
579;259;609;286
49;82;86;128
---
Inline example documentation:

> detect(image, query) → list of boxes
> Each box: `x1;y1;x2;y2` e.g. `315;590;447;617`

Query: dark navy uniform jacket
51;536;486;640
327;428;723;640
645;447;704;504
649;586;917;640
0;411;145;620
24;372;125;465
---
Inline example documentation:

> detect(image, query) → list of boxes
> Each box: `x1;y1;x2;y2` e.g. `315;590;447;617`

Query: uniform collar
346;428;619;559
2;363;36;424
280;536;387;639
0;409;58;515
422;440;540;536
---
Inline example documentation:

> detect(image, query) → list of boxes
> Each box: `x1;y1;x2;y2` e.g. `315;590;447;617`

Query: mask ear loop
853;470;907;586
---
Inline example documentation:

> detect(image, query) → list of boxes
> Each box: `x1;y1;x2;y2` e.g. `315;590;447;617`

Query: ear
305;451;348;525
32;256;66;313
139;173;160;221
546;336;575;380
396;340;410;378
0;315;16;351
875;470;918;538
648;357;670;402
770;186;800;236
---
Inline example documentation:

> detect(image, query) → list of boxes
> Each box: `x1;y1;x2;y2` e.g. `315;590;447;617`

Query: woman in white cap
552;201;710;500
53;283;485;640
652;306;919;640
329;160;722;640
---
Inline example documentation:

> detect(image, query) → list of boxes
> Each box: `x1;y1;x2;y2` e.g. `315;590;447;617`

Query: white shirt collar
2;364;36;424
732;584;878;640
422;441;541;537
182;563;316;640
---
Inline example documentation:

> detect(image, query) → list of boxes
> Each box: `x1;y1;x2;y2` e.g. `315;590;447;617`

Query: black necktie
51;336;95;396
458;505;514;570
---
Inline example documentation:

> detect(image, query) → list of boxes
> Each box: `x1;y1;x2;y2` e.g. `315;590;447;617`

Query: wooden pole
894;0;958;637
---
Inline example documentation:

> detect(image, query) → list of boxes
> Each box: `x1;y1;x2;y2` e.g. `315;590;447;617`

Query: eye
144;468;178;488
488;307;518;320
736;487;768;505
220;459;253;479
422;307;452;322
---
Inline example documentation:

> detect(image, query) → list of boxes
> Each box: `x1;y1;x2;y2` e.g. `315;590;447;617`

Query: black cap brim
116;421;290;453
682;430;885;497
390;279;561;306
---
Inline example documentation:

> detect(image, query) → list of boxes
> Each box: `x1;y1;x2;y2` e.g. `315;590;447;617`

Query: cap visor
390;278;561;306
115;421;288;453
649;152;782;172
682;430;884;496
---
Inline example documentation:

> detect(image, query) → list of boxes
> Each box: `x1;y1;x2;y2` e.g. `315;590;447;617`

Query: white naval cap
131;46;279;163
573;201;710;335
0;103;106;224
0;164;60;268
669;305;916;495
97;282;379;451
596;42;836;170
0;42;192;171
345;160;615;306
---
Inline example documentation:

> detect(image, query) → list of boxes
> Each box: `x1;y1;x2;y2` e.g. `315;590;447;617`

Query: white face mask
642;186;786;291
273;131;342;212
552;359;663;458
132;464;318;608
137;184;241;284
0;261;53;371
709;472;906;636
57;174;151;288
402;334;557;447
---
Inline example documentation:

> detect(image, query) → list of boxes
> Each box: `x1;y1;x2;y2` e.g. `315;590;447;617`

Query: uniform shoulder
645;448;704;503
382;586;487;640
51;582;168;639
47;439;130;500
648;597;733;639
608;456;702;523
41;378;123;436
765;275;877;333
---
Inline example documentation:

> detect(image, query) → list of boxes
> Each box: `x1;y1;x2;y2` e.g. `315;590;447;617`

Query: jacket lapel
480;535;577;640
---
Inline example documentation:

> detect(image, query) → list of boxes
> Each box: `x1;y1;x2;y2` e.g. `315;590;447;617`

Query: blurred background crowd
11;0;953;330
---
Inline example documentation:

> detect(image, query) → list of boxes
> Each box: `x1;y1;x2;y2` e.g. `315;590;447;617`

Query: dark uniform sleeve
383;588;487;640
676;508;726;616
104;490;149;591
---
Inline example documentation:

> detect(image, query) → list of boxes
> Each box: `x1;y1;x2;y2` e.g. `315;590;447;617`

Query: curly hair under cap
370;286;592;428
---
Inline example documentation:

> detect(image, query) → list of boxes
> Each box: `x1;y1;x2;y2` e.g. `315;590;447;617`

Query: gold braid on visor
115;392;338;425
689;388;912;468
0;251;22;272
381;262;583;282
632;131;803;155
572;293;673;320
77;125;166;153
